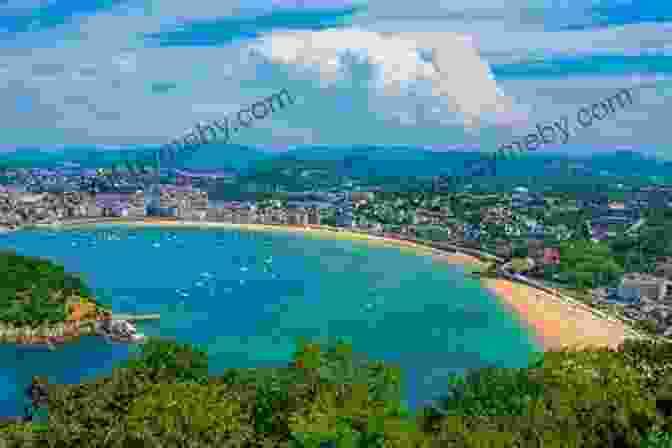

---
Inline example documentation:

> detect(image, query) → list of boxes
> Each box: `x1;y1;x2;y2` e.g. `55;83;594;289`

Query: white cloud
251;27;523;129
0;0;668;156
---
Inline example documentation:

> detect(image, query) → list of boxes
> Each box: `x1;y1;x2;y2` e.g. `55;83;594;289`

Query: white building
619;275;671;302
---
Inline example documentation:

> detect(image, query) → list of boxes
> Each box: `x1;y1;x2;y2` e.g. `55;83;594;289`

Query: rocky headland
0;249;113;346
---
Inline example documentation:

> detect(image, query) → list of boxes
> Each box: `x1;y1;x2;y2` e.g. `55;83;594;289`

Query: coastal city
2;0;672;443
1;162;671;345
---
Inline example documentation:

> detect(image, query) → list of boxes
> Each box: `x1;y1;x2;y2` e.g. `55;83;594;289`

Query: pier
110;314;160;322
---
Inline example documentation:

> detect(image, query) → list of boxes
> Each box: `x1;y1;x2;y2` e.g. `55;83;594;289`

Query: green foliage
511;244;528;258
640;430;672;447
253;371;291;435
11;338;672;447
610;210;672;271
419;342;671;448
0;250;92;325
125;382;255;445
122;337;210;384
47;367;159;446
509;257;530;273
618;339;672;406
537;347;659;447
429;365;546;418
637;319;661;336
558;240;624;288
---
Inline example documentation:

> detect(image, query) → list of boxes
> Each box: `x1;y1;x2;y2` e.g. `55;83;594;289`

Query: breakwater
111;314;160;322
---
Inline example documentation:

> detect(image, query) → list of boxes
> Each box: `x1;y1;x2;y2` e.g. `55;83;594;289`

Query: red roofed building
543;247;560;265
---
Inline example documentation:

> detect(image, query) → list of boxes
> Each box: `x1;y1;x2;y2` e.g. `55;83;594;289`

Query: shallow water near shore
0;225;541;416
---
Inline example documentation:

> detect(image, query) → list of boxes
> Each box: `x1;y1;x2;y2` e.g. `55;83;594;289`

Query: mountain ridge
0;145;668;179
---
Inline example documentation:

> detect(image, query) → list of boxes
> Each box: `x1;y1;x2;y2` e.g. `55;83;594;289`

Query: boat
96;319;145;343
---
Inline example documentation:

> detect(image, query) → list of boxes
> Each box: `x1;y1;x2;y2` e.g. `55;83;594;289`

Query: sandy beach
66;218;633;351
481;278;635;351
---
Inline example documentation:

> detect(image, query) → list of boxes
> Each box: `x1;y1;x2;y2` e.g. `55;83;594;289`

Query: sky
0;0;670;158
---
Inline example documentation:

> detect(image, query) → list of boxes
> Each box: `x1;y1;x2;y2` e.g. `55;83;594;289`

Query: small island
0;250;112;345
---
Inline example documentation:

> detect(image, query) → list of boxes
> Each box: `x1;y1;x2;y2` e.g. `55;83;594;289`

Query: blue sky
0;0;670;158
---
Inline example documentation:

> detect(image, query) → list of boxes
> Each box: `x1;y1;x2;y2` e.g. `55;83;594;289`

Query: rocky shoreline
0;311;153;346
0;320;98;345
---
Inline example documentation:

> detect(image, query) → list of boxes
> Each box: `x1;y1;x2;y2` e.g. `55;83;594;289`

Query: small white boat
97;319;146;344
240;267;248;272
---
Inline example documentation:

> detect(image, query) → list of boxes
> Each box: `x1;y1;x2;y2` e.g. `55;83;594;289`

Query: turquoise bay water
0;225;541;415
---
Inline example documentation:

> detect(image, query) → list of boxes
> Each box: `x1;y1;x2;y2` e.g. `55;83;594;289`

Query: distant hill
1;145;669;182
264;145;483;177
269;146;672;179
0;144;274;172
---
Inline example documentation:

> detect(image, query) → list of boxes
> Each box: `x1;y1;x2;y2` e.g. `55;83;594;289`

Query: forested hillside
0;250;103;325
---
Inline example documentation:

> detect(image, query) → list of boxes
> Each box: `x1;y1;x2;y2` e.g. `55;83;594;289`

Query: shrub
47;366;157;444
122;336;209;384
286;338;427;448
537;347;660;447
640;430;672;448
618;339;672;392
124;382;255;445
427;365;545;418
422;346;665;448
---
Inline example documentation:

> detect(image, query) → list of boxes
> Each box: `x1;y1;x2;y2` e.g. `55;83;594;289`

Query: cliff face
66;298;98;321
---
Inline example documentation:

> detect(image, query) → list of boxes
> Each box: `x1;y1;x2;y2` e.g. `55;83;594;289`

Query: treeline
0;250;94;324
610;208;672;272
2;337;672;447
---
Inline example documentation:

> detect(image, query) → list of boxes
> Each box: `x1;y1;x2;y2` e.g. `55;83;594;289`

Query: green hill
0;250;104;325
